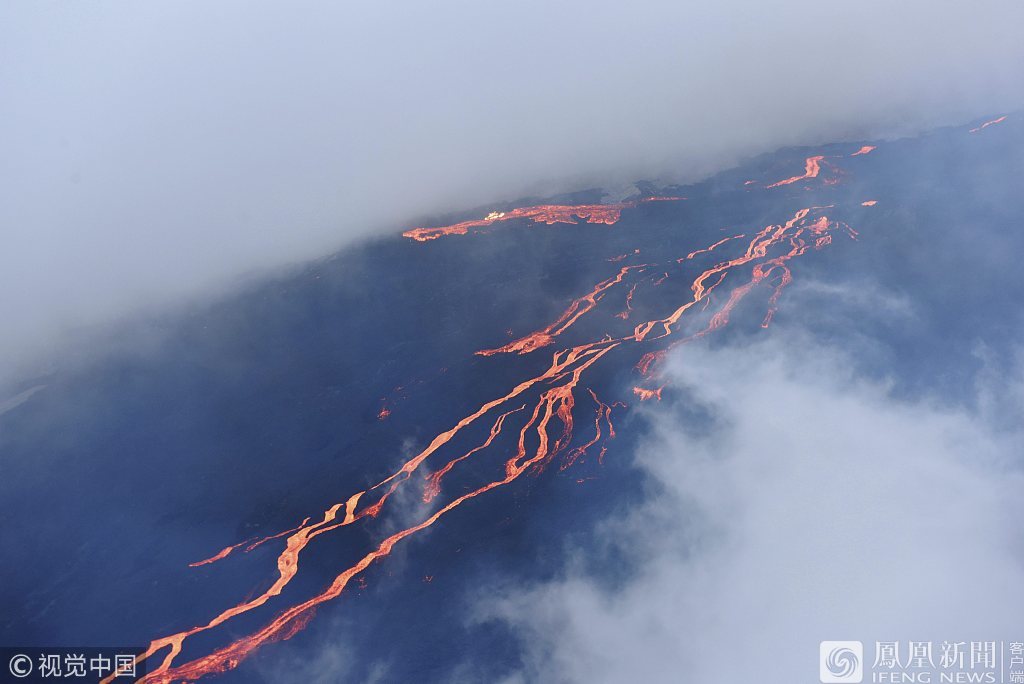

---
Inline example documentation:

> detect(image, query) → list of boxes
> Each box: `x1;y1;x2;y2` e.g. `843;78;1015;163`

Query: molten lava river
117;143;888;683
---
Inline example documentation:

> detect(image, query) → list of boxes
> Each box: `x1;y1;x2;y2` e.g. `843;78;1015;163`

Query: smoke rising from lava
2;1;1023;377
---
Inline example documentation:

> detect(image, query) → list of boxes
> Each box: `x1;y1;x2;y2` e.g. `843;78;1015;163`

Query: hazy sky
3;1;1023;379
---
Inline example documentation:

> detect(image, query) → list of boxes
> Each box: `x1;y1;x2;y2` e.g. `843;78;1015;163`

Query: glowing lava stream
560;389;616;471
138;345;626;681
402;197;683;242
633;209;856;374
614;283;638;320
766;155;825;188
631;209;814;346
632;386;663;401
969;115;1007;133
188;517;313;568
130;200;858;683
136;345;619;684
679;234;745;262
422;404;526;503
478;264;647;356
766;145;878;188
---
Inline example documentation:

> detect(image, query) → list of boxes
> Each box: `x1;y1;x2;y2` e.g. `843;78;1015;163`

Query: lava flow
188;518;313;568
126;163;862;682
766;144;877;189
970;115;1007;133
560;389;616;471
477;264;647;356
421;404;526;503
402;197;682;242
614;283;638;319
632;386;663;401
766;155;825;188
679;234;744;262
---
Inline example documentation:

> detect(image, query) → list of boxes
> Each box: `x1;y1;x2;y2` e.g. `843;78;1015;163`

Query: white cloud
2;1;1024;377
481;334;1024;683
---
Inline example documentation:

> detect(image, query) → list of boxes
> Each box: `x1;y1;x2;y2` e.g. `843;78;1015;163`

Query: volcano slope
1;113;1022;683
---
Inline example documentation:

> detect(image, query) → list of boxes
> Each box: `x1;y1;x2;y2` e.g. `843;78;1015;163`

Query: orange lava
189;518;313;568
636;207;856;372
680;234;745;262
188;545;238;568
140;347;617;684
560;389;616;471
403;198;683;242
608;248;641;262
630;209;815;348
614;283;638;320
127;197;859;683
861;200;877;206
632;386;663;401
422;404;526;503
477;265;646;356
766;155;825;188
851;145;876;156
969;116;1007;133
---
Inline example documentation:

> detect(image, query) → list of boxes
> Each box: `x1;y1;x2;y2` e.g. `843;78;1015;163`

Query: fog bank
3;0;1023;377
481;335;1024;683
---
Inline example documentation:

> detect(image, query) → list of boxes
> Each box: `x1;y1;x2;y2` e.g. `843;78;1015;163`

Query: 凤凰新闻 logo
821;641;864;683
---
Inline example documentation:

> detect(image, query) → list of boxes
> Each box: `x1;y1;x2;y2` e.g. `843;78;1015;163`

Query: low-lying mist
2;0;1023;381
